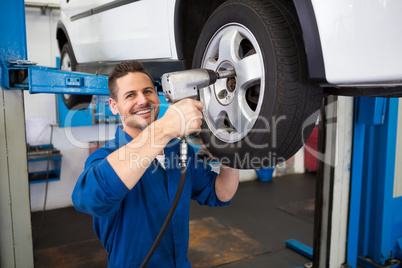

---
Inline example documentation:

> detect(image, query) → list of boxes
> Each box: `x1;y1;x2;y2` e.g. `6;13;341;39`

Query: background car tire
192;0;323;169
60;43;93;110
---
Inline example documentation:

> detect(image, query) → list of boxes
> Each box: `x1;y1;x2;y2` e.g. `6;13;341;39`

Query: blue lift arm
0;0;109;96
0;60;109;95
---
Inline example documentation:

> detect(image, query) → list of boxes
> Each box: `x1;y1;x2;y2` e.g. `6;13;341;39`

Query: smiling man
108;68;160;134
72;60;239;268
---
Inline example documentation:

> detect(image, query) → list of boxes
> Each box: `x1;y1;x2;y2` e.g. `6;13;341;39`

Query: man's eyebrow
144;86;156;91
123;90;136;97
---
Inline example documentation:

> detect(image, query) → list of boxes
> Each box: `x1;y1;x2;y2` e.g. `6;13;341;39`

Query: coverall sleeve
72;148;130;217
189;146;232;207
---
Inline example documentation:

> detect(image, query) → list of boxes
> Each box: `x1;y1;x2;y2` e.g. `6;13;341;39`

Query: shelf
27;144;62;184
28;171;60;184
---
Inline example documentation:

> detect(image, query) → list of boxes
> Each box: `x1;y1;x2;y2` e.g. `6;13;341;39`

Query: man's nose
136;93;147;106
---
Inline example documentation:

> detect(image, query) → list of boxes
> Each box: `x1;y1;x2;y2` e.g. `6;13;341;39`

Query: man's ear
109;98;119;115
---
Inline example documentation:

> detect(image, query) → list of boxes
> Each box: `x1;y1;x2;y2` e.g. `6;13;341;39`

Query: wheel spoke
204;91;226;129
218;28;243;62
204;57;218;71
235;53;263;89
226;94;253;134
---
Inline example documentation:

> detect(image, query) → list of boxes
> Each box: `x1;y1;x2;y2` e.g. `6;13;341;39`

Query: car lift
1;0;401;267
290;95;401;268
288;95;402;268
0;1;108;267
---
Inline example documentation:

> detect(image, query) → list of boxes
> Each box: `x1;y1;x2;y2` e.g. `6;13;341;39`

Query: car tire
192;0;323;169
60;43;93;110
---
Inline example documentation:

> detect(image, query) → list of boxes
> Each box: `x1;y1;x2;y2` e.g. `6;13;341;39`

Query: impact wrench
139;68;236;267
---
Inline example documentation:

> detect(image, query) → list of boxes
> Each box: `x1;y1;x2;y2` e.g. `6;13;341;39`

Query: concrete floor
31;172;316;268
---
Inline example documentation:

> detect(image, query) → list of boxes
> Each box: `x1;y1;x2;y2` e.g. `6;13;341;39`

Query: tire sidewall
61;43;77;70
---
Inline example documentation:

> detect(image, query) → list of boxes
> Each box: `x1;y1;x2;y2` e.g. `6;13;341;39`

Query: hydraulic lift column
0;1;109;267
0;1;34;267
313;96;354;268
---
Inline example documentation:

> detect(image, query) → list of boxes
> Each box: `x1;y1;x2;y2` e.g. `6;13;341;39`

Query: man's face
109;72;160;133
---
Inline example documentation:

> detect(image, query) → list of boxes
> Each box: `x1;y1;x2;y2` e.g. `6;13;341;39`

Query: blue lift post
347;97;401;268
0;1;33;267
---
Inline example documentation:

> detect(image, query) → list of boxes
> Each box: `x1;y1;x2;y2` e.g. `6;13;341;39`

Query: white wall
24;3;116;212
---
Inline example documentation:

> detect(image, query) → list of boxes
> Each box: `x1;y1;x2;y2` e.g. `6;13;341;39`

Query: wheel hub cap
200;23;265;143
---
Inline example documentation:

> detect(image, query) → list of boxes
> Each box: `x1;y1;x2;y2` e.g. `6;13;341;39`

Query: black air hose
139;164;187;267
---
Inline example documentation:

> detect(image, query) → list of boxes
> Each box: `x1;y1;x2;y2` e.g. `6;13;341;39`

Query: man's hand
159;99;204;138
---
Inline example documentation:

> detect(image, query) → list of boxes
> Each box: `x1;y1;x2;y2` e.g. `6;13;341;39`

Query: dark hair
108;60;154;100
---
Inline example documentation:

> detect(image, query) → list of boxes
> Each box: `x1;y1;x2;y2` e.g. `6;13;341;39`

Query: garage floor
31;173;316;268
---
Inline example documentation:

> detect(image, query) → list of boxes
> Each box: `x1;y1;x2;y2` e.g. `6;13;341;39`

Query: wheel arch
56;21;80;67
174;0;226;69
56;21;69;52
291;0;326;84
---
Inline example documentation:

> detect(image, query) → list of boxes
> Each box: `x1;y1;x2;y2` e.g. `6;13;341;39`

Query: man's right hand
159;99;204;138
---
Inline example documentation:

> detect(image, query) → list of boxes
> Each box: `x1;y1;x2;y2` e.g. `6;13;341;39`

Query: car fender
298;0;402;86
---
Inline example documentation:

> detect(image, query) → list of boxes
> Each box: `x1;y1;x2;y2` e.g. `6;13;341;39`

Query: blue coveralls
72;126;230;267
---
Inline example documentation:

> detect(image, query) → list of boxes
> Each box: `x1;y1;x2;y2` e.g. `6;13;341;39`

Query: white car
57;0;402;168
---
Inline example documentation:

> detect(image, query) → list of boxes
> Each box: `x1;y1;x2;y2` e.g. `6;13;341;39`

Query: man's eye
126;94;133;98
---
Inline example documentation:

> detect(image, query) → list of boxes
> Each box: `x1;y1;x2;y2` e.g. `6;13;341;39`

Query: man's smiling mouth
134;108;152;115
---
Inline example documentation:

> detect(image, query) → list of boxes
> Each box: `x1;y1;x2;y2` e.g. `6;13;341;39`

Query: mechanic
72;60;239;267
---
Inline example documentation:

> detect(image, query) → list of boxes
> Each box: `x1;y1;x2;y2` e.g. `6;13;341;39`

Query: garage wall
24;3;116;212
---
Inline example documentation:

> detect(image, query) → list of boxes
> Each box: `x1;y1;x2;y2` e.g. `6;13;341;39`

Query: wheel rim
61;51;72;100
200;23;265;143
